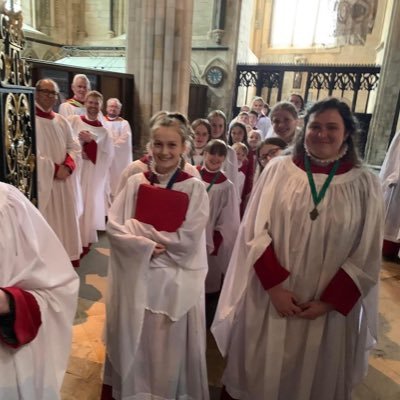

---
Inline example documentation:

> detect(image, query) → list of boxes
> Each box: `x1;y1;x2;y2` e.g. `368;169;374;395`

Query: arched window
270;0;337;48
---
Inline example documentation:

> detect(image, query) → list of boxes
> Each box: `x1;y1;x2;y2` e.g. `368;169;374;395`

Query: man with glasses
35;78;83;267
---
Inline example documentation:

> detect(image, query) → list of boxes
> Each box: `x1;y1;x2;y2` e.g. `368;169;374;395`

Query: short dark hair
204;139;227;157
292;97;361;166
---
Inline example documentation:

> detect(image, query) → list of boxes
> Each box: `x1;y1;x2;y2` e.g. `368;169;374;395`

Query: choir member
379;130;400;257
191;118;212;166
35;78;83;267
198;140;240;324
212;98;384;400
103;98;133;201
207;110;240;197
69;90;114;252
0;182;79;399
102;112;210;400
59;74;90;117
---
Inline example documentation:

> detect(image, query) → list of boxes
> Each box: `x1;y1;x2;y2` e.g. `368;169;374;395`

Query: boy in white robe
35;78;83;266
198;140;240;327
0;182;79;400
69;90;114;251
102;112;210;400
379;130;400;257
198;140;240;295
212;98;384;400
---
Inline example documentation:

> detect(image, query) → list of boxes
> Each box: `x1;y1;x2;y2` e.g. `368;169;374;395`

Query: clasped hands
268;285;332;320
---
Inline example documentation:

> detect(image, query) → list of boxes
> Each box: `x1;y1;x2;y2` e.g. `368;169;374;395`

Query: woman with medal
102;112;210;400
212;98;384;400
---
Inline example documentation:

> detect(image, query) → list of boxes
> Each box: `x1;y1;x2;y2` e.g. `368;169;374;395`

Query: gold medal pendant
309;208;319;221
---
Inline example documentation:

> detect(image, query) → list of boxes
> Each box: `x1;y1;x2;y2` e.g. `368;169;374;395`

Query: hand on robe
0;290;10;315
297;300;333;320
152;243;166;257
79;130;93;143
55;165;71;180
267;284;302;317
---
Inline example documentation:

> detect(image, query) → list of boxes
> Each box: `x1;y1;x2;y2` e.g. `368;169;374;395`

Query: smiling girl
269;101;299;144
213;98;383;400
103;112;210;400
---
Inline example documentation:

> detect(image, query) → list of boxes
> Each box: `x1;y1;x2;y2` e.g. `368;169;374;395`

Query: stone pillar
126;0;194;148
364;0;400;165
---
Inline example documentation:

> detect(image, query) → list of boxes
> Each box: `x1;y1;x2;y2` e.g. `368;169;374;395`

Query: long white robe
69;116;114;246
0;183;79;400
58;100;86;118
224;146;240;199
36;111;83;260
103;117;133;198
200;173;240;293
212;156;383;400
379;131;400;242
104;171;210;400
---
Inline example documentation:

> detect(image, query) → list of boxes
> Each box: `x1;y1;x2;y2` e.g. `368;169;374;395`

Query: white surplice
104;171;210;400
115;156;200;196
103;117;133;198
69;116;114;247
0;183;79;400
379;131;400;242
224;146;240;199
36;111;83;260
212;156;384;400
200;172;240;293
58;100;86;118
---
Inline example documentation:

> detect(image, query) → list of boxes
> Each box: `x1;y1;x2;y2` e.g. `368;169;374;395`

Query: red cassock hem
0;287;42;348
211;230;223;256
84;141;98;164
382;239;400;257
320;268;361;316
253;244;290;290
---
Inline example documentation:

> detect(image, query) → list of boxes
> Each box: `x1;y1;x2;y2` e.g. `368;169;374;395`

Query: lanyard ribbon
304;155;340;220
200;169;221;192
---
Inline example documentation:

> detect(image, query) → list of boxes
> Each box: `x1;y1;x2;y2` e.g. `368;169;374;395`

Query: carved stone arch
190;60;202;84
41;49;57;61
22;46;39;60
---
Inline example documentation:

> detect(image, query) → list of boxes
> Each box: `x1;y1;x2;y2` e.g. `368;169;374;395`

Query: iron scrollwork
1;1;36;201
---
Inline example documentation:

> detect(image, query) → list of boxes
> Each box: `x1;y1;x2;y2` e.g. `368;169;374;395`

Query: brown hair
204;139;228;157
292;97;361;166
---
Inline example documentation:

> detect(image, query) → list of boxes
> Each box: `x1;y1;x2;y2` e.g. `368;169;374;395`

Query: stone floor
61;232;400;400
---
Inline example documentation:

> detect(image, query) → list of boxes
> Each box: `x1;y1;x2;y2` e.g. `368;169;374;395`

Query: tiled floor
61;233;400;400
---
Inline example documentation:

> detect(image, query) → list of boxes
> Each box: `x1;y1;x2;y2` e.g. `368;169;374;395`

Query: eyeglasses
258;147;281;161
36;89;59;97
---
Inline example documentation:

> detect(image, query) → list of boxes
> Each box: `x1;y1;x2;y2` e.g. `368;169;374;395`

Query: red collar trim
105;115;123;122
35;106;55;120
144;169;193;184
80;115;103;127
140;155;151;166
198;167;227;183
293;157;354;175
